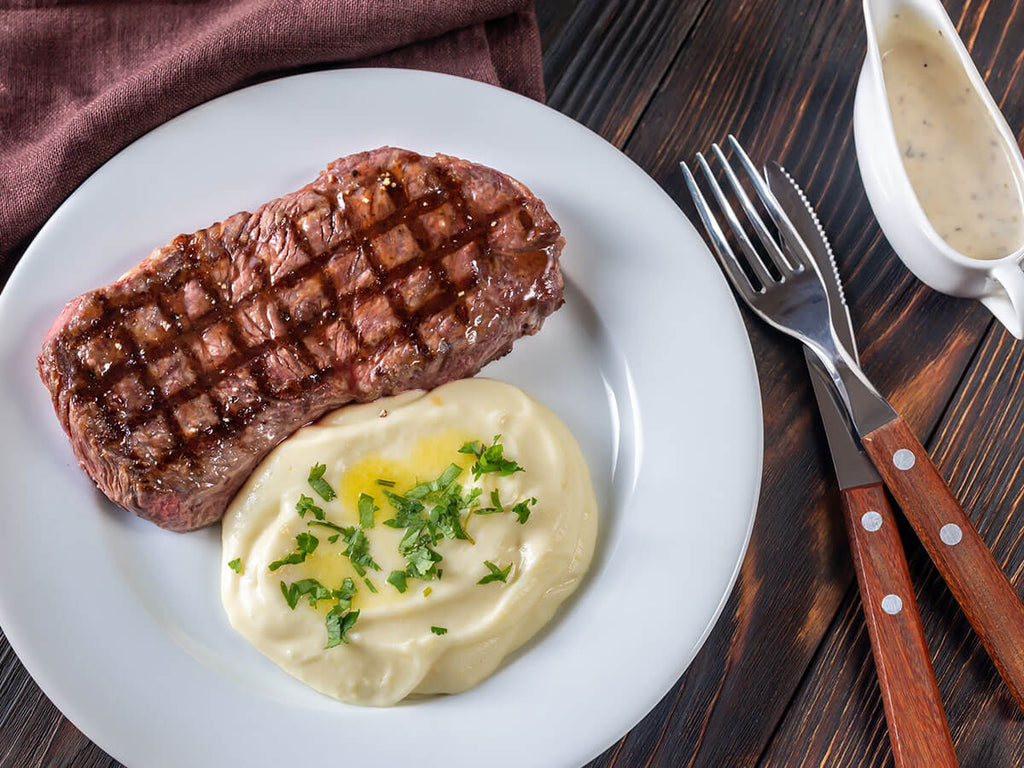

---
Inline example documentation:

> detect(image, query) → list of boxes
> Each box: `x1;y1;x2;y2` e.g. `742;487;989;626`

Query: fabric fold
0;0;544;268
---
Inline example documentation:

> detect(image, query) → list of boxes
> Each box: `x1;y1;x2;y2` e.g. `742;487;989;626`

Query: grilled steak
38;147;564;531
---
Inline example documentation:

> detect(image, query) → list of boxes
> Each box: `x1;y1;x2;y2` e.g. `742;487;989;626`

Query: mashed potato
221;378;597;706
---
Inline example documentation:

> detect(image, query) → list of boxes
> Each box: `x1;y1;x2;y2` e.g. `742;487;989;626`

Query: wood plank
535;0;583;55
0;633;118;767
750;0;1024;761
579;0;999;764
543;0;711;143
762;324;1024;767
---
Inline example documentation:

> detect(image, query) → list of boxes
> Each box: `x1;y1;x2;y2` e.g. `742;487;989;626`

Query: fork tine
711;143;798;275
726;135;807;271
680;161;760;301
693;152;776;288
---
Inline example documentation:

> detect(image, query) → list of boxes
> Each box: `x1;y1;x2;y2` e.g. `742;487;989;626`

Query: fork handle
842;483;957;767
862;415;1024;712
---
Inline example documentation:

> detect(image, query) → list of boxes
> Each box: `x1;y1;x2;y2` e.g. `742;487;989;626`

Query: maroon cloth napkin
0;0;544;270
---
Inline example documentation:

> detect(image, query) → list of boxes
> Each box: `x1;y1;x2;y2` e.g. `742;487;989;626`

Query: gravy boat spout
854;0;1024;338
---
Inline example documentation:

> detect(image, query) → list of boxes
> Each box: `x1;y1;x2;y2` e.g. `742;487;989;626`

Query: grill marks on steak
38;147;564;531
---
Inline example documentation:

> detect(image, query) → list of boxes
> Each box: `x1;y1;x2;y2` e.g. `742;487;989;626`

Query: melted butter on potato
221;378;598;706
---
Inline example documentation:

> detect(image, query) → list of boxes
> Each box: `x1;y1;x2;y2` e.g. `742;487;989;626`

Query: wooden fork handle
842;483;957;767
862;415;1024;712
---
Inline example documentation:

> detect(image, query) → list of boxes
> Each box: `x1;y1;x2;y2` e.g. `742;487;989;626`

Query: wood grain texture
764;325;1024;768
0;633;117;768
590;0;994;764
759;1;1024;763
841;483;956;768
862;416;1024;713
535;0;583;53
543;0;710;142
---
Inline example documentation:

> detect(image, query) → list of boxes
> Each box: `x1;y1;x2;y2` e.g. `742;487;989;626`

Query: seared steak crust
38;147;564;531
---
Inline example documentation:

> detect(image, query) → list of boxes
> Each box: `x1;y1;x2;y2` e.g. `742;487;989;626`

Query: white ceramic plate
0;70;761;768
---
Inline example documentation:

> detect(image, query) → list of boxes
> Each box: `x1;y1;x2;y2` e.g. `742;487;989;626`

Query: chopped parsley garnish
387;570;408;593
477;490;535;524
326;606;359;648
399;522;443;579
308;519;348;535
513;498;537;524
307;521;381;576
376;461;489;585
358;493;377;528
457;440;484;457
227;558;243;574
459;435;524;479
478;560;512;585
280;576;359;648
476;489;505;514
429;488;471;541
296;494;325;520
406;463;463;499
307;463;336;501
280;577;334;609
334;577;357;610
280;439;534;647
268;532;319;571
381;490;425;528
375;447;527;587
339;525;381;576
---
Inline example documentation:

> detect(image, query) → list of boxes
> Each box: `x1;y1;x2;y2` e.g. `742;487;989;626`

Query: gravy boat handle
983;261;1024;339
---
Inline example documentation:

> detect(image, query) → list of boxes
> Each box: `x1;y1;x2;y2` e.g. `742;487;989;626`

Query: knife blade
765;163;958;767
764;163;880;490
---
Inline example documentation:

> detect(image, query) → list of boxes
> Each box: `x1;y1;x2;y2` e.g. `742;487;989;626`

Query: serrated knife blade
764;163;881;490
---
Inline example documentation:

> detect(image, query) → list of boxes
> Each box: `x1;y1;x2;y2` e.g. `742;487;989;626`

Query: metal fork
685;138;960;766
682;135;1024;716
681;137;894;437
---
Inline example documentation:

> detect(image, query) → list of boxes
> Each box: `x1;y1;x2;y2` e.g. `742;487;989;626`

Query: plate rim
0;67;763;768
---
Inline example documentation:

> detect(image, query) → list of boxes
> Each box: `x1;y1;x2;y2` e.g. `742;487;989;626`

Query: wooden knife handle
862;415;1024;712
841;483;957;768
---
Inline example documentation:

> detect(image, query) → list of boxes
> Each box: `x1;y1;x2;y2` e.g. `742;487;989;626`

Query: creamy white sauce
221;378;598;706
881;9;1024;259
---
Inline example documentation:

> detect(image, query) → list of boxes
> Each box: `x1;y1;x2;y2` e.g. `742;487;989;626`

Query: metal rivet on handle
861;511;883;532
881;594;903;615
940;523;963;546
893;449;916;470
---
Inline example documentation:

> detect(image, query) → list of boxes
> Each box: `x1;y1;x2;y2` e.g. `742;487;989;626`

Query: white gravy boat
854;0;1024;338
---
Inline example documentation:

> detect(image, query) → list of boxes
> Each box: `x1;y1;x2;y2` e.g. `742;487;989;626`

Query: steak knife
766;164;957;768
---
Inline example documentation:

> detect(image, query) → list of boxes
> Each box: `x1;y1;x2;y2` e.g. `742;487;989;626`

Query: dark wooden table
4;0;1024;765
